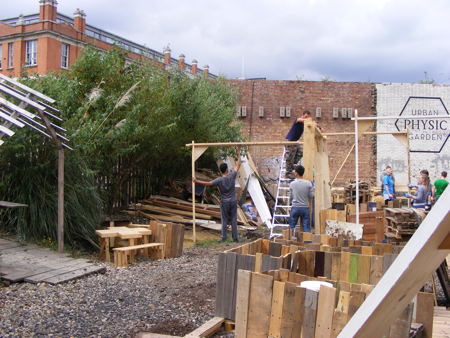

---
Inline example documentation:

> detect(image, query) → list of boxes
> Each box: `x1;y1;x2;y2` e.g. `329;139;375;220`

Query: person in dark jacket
284;110;312;179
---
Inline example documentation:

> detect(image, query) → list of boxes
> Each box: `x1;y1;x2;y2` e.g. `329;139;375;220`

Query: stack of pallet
344;180;370;204
347;211;385;243
384;208;426;239
124;195;249;227
215;238;404;321
234;269;433;338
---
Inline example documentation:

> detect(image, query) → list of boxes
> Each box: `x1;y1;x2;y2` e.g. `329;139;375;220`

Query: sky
3;0;450;83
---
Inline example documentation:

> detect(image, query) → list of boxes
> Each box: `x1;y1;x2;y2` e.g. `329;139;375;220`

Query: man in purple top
193;147;241;242
284;110;312;179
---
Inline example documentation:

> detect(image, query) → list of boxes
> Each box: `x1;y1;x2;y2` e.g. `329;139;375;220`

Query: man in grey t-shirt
289;165;314;233
193;147;241;242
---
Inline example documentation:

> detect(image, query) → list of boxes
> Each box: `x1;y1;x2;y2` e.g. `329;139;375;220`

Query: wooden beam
331;144;355;186
186;141;304;147
324;131;407;136
184;316;225;337
438;233;450;249
338;188;450;337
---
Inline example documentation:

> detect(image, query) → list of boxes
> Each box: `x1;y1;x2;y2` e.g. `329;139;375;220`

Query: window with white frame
0;45;2;69
25;40;38;66
61;43;69;69
8;43;14;68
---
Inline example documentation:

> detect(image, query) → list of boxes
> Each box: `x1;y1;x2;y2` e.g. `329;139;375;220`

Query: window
25;40;38;66
8;43;14;68
0;45;2;69
61;43;69;69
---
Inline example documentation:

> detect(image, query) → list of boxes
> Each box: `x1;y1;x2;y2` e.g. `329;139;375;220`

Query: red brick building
0;0;213;78
229;80;378;186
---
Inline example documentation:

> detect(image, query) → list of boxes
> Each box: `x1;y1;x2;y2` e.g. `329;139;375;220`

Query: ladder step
273;215;290;218
276;205;291;208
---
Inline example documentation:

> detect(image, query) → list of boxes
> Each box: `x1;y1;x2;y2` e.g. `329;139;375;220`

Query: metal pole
57;149;64;253
354;110;360;226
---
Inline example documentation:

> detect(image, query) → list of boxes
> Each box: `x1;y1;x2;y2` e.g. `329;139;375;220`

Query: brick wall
228;80;377;187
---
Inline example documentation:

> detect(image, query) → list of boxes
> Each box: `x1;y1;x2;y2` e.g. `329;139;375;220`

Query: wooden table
96;227;152;262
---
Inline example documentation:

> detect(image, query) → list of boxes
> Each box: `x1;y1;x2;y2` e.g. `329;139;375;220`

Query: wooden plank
235;270;252;338
281;283;305;338
348;253;359;283
348;291;366;318
215;253;226;317
247;273;274;338
269;242;282;257
369;255;383;285
414;292;434;338
315;285;336;338
42;264;106;285
224;252;238;320
324;252;332;279
184;316;225;338
303;288;319;338
388;302;413;338
24;261;98;283
314;251;325;277
254;252;263;273
340;251;350;282
383;254;397;274
269;281;286;338
357;254;371;285
331;252;341;281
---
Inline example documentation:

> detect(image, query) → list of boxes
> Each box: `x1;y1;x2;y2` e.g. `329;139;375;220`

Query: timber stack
344;180;370;204
384;208;427;240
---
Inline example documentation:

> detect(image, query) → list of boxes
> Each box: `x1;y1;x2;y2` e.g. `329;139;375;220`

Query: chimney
163;46;171;66
191;59;198;75
73;8;86;33
203;65;209;78
178;54;185;70
39;0;58;22
16;14;25;26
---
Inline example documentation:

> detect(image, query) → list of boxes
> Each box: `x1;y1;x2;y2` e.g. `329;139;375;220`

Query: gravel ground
0;242;240;337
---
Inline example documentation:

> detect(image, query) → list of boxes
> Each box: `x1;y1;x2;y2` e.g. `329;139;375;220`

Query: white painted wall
376;83;450;187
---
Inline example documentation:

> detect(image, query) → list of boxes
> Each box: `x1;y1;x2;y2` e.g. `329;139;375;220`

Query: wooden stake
57;149;64;253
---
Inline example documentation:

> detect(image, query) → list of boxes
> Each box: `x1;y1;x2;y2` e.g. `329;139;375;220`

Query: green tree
0;47;242;249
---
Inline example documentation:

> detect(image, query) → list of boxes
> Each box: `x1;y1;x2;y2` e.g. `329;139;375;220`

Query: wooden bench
113;243;164;267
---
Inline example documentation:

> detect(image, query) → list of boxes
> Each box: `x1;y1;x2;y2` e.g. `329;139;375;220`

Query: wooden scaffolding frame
0;74;71;253
186;122;331;242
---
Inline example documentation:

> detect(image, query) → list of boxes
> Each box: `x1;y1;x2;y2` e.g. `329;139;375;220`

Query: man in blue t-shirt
193;147;241;242
284;110;312;179
382;166;395;204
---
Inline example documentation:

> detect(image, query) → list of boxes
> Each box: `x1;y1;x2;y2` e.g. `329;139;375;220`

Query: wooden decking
433;306;450;338
0;238;105;284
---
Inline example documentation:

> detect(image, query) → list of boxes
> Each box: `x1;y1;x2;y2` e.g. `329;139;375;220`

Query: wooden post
192;141;196;244
57;148;64;253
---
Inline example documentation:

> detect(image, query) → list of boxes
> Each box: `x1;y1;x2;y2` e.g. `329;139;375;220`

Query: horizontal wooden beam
324;131;407;136
352;115;450;121
186;141;304;147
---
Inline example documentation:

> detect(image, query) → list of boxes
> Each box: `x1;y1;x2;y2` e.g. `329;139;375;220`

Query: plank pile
124;195;249;227
384;208;426;239
234;269;433;338
215;238;405;321
344;180;370;204
347;211;385;243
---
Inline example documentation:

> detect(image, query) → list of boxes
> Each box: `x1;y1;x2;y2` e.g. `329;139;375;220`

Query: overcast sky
3;0;450;83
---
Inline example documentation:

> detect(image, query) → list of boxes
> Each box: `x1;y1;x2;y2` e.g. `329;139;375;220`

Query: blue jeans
289;207;310;232
220;200;238;242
